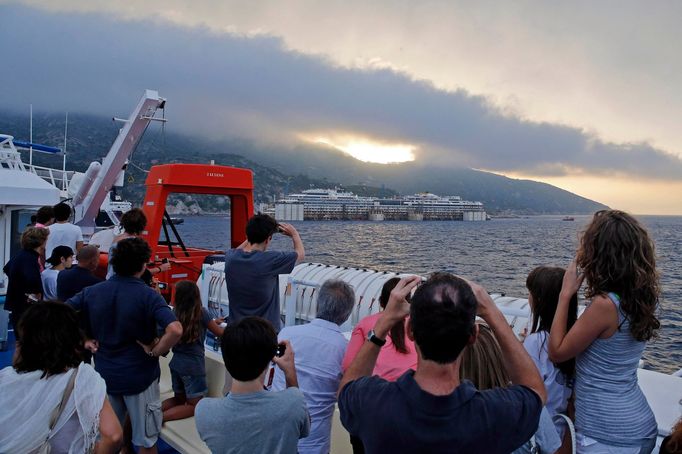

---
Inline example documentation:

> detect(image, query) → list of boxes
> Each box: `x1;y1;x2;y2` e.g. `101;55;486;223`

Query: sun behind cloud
308;135;416;164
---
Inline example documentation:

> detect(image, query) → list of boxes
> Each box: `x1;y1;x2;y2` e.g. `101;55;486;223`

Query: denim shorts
170;369;208;399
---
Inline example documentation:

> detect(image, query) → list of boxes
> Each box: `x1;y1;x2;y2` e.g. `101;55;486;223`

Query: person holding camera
338;273;546;454
272;279;355;454
195;316;310;453
225;214;305;332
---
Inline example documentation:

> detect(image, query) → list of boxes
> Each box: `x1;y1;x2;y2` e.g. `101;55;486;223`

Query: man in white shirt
46;203;83;258
272;279;355;454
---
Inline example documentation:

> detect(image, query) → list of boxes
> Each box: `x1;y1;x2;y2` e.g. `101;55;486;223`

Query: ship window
9;209;35;259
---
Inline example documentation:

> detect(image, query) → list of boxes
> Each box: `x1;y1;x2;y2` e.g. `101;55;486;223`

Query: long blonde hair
459;323;510;390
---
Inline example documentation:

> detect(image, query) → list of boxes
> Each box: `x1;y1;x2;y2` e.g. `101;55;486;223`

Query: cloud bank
1;4;682;180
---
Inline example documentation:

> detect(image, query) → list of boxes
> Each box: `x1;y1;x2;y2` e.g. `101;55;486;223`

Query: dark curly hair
578;210;660;342
53;203;72;222
245;214;278;244
120;208;147;235
35;206;55;224
111;237;151;276
221;317;278;381
526;266;577;378
14;302;85;378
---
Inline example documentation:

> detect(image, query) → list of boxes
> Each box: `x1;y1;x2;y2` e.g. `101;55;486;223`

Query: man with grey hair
272;279;355;454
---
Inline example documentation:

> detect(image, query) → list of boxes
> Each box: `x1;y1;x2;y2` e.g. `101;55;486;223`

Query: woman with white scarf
0;302;122;453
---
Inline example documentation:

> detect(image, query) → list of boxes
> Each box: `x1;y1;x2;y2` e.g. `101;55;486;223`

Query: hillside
0;111;608;214
0;112;346;212
239;144;609;214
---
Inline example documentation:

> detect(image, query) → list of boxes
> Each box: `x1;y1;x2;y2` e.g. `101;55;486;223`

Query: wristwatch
367;330;386;347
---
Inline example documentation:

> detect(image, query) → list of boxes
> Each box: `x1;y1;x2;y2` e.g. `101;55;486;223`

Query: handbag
35;369;77;454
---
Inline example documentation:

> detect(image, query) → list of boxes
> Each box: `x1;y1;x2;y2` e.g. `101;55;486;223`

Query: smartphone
157;282;167;290
275;343;286;357
26;293;39;303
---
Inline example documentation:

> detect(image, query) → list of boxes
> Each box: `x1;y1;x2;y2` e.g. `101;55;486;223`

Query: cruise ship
275;188;487;221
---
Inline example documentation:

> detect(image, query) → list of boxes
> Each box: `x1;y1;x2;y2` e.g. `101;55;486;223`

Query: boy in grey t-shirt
195;317;310;453
225;214;304;332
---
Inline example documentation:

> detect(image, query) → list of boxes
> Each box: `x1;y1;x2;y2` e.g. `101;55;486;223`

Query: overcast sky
1;1;681;213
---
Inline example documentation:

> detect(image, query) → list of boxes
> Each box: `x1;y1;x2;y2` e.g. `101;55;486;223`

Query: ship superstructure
275;188;487;221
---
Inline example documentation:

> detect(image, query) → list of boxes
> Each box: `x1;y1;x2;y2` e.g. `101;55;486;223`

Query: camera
275;343;286;357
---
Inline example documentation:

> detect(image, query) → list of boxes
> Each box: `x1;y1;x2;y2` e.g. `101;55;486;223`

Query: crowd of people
0;205;678;454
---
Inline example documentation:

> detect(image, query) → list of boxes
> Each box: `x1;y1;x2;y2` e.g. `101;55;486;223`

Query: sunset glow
312;136;416;164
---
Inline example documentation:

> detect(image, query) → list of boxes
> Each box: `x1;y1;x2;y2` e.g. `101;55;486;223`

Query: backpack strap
47;368;77;436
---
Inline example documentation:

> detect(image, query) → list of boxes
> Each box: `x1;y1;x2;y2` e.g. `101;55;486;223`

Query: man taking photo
339;273;546;454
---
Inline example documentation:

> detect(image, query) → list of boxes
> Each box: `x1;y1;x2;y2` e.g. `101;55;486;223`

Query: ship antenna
29;104;33;167
63;112;68;191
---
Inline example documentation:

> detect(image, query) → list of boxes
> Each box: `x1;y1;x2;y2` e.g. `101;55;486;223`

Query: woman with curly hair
3;227;49;327
549;210;660;453
0;302;122;453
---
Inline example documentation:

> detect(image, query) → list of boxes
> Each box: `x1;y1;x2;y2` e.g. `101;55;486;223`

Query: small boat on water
562;216;575;221
170;216;184;225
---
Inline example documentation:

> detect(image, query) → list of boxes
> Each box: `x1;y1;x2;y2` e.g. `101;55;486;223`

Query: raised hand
560;258;584;299
85;339;99;354
272;339;295;372
277;223;299;238
383;275;422;323
463;278;497;321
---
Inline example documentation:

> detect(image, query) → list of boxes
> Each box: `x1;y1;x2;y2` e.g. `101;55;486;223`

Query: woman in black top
3;227;49;327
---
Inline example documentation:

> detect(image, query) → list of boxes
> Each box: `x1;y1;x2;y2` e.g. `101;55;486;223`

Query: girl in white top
41;245;74;301
524;266;577;437
0;301;122;453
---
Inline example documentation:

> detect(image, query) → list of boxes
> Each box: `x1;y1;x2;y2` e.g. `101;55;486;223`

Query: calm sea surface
174;215;682;374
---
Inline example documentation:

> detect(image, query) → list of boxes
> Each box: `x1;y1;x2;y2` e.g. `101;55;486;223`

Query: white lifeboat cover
1;169;60;206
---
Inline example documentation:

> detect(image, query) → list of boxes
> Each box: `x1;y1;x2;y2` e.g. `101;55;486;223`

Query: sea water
174;215;682;374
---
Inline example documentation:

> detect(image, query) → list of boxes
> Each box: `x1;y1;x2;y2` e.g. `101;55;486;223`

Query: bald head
77;245;100;271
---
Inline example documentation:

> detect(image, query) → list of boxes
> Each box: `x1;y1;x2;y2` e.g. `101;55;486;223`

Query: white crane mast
74;89;166;234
